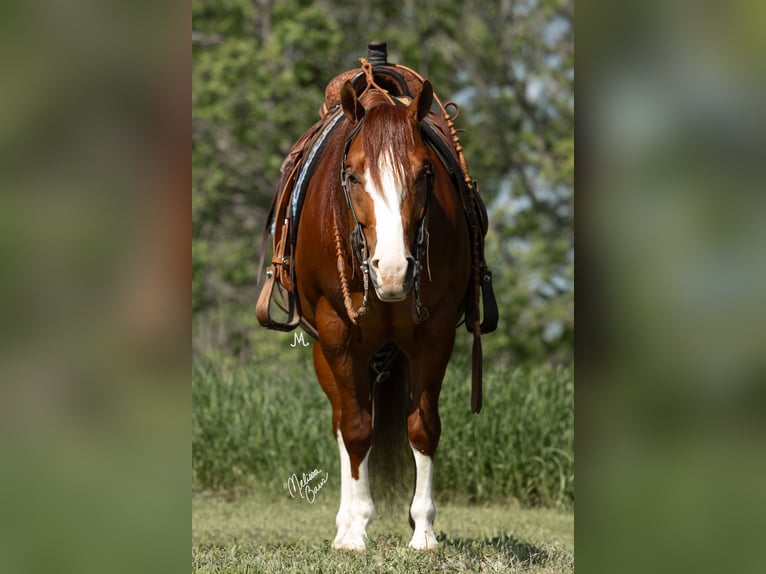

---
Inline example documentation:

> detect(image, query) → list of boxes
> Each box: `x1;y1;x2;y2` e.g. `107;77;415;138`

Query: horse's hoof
332;539;367;552
332;529;348;549
332;528;368;551
408;529;438;551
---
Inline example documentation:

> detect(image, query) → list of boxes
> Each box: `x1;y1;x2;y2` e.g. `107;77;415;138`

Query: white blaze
364;149;409;296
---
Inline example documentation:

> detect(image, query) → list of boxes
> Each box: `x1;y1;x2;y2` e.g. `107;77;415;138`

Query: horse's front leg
407;398;439;550
409;442;438;550
334;416;374;550
314;301;375;551
406;328;454;551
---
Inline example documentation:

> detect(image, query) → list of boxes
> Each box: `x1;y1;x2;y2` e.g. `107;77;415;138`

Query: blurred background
579;0;766;572
0;1;189;573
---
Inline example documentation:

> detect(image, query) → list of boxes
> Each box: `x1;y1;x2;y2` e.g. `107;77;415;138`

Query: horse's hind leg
312;317;375;551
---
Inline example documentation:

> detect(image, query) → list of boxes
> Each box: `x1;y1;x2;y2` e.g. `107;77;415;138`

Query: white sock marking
409;444;438;550
333;431;375;550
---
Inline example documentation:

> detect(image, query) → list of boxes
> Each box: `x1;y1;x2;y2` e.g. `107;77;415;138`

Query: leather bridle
339;113;434;323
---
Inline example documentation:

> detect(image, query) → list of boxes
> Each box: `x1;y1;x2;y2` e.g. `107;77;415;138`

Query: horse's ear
341;81;364;124
409;80;433;123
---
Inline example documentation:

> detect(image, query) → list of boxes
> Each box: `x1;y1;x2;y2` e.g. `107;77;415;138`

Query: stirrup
256;269;301;332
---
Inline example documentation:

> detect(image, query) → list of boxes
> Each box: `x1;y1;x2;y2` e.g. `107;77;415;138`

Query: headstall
337;111;434;325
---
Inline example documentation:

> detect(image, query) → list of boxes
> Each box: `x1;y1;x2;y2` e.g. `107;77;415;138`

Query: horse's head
340;80;434;302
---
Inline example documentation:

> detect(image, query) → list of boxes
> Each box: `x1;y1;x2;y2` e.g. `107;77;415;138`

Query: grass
192;491;573;573
192;345;573;508
193;342;574;571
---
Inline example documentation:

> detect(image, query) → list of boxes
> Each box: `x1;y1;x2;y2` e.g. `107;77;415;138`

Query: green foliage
192;354;573;508
192;0;574;365
192;0;344;343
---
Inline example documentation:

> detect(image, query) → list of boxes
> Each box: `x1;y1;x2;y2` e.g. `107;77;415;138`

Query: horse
294;79;472;551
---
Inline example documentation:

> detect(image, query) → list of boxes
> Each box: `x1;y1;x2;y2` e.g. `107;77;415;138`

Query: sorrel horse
295;80;472;550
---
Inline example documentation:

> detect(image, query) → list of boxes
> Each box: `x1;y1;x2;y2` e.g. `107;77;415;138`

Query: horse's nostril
371;258;380;270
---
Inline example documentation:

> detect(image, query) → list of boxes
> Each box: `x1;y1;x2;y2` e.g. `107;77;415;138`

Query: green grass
192;346;573;507
192;491;573;573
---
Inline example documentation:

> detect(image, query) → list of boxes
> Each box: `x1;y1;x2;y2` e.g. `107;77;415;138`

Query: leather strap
471;324;483;413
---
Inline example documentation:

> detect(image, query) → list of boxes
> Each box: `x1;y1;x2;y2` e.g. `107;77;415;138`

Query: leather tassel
471;326;483;414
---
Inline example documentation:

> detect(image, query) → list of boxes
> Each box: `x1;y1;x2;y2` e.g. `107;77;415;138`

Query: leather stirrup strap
465;269;499;335
471;322;483;414
256;225;271;290
479;269;499;334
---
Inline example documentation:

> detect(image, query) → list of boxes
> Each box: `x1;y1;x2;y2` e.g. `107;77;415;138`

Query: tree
457;0;574;365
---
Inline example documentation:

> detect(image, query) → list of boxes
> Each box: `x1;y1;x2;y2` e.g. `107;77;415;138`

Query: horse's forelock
361;105;415;198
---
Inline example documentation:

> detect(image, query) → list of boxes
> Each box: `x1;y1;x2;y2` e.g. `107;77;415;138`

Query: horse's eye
417;164;433;182
347;173;360;185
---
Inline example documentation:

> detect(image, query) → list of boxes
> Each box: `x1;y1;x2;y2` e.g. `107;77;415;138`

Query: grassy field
193;343;573;571
192;491;573;573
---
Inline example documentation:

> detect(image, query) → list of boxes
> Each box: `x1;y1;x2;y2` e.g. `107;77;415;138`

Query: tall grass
192;351;334;494
436;357;574;507
192;349;573;508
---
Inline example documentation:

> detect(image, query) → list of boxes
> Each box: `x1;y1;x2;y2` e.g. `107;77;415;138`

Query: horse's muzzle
370;256;415;302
